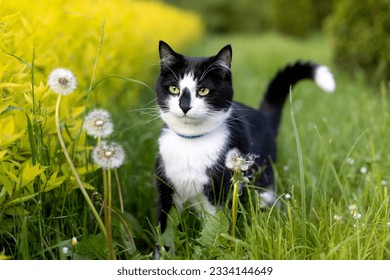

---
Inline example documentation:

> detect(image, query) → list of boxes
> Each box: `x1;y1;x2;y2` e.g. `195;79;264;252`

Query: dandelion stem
230;176;240;238
107;168;115;259
114;168;124;213
55;95;107;239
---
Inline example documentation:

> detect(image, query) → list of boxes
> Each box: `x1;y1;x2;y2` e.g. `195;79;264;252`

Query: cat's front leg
154;172;174;260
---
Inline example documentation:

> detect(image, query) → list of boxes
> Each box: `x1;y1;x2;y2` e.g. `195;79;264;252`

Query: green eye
198;88;210;96
169;86;180;94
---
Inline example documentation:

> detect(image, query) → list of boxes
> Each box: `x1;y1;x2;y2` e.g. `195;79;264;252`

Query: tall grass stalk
104;167;115;259
289;89;307;256
55;94;107;239
114;169;125;213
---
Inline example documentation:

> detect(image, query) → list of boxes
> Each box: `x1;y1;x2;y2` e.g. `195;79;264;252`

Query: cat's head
156;41;233;137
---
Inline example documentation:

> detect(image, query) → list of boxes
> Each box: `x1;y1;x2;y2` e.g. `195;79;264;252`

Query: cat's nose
179;88;192;114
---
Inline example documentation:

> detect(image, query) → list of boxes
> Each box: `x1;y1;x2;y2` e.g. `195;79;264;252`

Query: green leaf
74;234;108;260
197;211;229;246
161;208;181;248
25;113;37;165
0;172;14;197
4;206;30;216
4;193;38;207
20;161;46;188
4;52;32;69
41;171;66;192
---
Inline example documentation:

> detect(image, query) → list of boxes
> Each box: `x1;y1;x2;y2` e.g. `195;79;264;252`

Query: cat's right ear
159;41;180;67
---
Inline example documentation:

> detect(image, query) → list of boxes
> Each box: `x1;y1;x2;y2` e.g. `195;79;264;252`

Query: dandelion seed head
353;212;362;220
360;166;367;174
381;180;388;187
83;109;114;138
333;215;342;222
92;141;125;169
284;193;292;200
48;68;77;95
348;204;362;220
348;204;357;212
225;148;257;172
62;247;69;254
346;157;355;165
225;148;241;170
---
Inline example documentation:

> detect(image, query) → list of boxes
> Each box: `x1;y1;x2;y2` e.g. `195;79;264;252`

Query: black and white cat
155;41;335;235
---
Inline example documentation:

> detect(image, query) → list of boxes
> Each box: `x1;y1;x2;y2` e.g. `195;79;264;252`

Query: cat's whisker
162;65;179;82
199;61;231;82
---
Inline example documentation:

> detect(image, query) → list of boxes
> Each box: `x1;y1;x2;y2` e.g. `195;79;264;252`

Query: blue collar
176;133;206;139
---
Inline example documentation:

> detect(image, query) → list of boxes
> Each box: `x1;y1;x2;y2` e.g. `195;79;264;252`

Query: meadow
101;34;390;259
1;11;389;258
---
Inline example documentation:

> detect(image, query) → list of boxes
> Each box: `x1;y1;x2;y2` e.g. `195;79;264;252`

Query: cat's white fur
314;66;336;93
158;72;231;215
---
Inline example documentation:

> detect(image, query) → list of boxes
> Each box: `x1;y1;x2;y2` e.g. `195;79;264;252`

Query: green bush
326;0;390;83
164;0;267;33
0;0;203;259
266;0;314;37
164;0;332;36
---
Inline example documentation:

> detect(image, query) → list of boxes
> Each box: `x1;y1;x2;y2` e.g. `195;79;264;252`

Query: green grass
2;33;389;260
115;33;390;260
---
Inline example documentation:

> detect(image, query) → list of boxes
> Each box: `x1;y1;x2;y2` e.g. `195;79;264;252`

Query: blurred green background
165;0;389;84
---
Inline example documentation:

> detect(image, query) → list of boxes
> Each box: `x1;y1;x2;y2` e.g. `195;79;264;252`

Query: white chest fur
158;125;229;214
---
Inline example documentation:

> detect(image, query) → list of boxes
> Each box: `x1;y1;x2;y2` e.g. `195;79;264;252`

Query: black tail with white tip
259;61;335;116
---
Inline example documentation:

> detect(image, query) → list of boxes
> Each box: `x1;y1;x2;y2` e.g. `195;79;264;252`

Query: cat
154;40;335;255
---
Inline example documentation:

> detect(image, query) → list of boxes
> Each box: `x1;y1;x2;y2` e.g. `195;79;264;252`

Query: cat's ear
159;41;181;67
214;45;232;69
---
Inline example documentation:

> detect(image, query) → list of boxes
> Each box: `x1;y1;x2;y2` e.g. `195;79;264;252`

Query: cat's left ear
214;45;232;69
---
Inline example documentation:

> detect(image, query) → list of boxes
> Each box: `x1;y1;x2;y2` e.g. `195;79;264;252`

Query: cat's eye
198;88;210;96
169;86;180;94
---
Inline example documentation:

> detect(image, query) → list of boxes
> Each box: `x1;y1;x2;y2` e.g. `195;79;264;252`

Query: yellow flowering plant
0;0;203;259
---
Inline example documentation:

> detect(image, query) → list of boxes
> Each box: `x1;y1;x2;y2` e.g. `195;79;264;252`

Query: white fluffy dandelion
360;166;367;174
62;247;69;254
48;68;77;95
353;212;362;220
346;157;355;165
348;204;362;220
348;204;358;212
92;141;125;169
225;148;257;172
225;148;241;170
83;109;114;138
333;215;342;222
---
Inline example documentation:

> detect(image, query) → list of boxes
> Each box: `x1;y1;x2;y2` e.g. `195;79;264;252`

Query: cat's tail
259;61;335;119
260;61;336;115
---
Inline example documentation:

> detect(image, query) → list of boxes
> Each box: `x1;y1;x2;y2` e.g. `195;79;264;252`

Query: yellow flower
71;237;78;246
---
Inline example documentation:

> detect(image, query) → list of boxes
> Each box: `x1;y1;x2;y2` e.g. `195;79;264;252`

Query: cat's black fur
154;41;334;250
